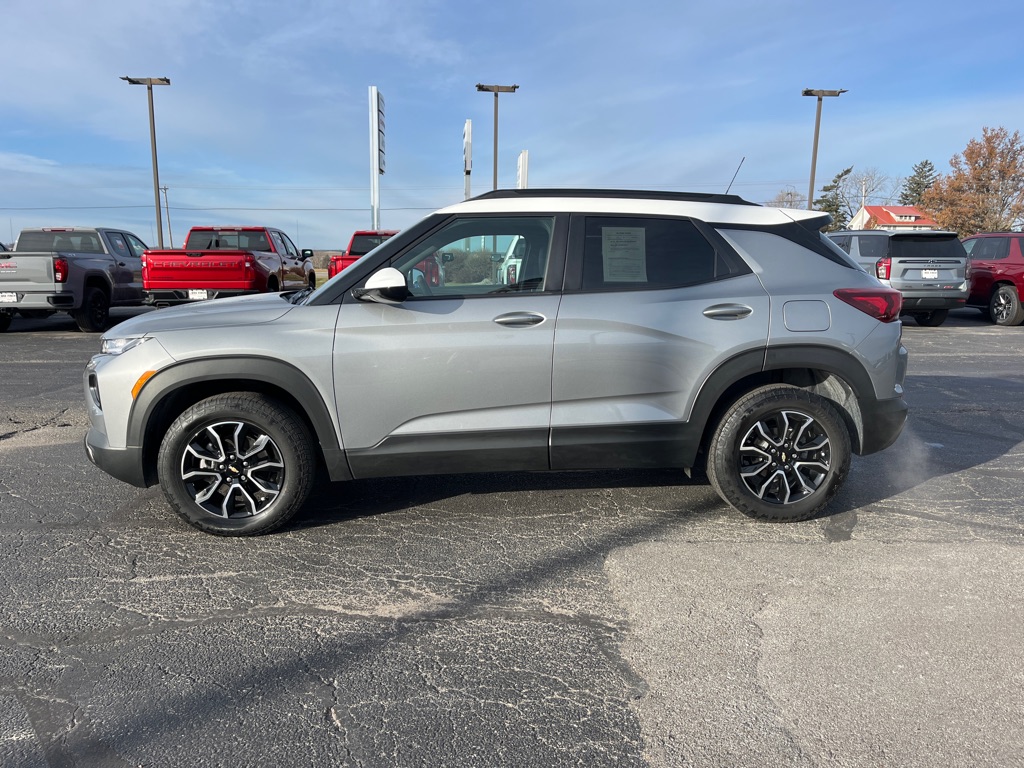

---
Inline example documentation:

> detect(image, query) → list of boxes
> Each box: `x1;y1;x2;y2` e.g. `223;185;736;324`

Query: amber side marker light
132;371;157;399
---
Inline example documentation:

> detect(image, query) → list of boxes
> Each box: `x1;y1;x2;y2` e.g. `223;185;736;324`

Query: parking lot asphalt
1;308;1022;767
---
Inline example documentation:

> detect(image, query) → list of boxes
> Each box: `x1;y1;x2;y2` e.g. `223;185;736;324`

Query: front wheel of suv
706;385;851;522
989;285;1024;326
157;393;316;536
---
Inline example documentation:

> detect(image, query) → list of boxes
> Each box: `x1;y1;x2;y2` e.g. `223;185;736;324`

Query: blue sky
2;0;1023;249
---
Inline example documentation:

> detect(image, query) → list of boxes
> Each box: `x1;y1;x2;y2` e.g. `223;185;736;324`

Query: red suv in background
962;233;1024;326
327;230;399;278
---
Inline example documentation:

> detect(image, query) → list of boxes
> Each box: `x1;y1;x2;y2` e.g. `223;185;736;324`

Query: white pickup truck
0;227;149;332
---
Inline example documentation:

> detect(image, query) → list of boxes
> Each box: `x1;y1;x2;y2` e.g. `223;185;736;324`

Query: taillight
141;253;149;282
834;288;902;323
506;264;517;284
875;256;891;280
53;256;69;283
244;254;255;280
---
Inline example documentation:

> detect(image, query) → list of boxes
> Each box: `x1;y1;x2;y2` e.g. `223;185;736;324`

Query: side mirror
441;252;455;264
300;249;314;260
490;252;504;263
352;267;410;305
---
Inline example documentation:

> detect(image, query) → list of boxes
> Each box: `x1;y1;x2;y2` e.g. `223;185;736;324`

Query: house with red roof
849;205;938;231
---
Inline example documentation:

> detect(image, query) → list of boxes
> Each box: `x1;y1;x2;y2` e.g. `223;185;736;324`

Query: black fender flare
128;356;349;483
686;345;878;463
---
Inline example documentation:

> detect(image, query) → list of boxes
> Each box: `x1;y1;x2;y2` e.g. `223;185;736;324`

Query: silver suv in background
827;229;968;326
84;189;908;536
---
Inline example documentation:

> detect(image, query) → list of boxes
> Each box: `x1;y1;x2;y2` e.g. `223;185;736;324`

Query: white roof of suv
440;189;829;228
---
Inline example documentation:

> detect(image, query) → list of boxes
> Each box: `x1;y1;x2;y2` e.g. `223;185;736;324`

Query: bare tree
837;168;902;220
766;186;807;209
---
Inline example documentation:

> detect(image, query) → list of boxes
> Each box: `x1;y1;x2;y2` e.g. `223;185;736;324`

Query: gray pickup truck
0;227;149;332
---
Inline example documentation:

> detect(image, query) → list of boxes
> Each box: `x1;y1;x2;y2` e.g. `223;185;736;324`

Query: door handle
493;311;546;327
703;303;753;320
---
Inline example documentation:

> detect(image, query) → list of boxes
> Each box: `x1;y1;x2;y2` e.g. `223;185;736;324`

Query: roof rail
469;188;759;206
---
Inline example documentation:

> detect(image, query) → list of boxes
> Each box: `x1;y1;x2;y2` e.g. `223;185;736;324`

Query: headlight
101;336;150;355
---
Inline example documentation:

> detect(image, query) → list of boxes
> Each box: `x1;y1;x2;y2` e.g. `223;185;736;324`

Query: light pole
121;76;170;247
475;84;518;190
160;186;174;247
802;88;846;210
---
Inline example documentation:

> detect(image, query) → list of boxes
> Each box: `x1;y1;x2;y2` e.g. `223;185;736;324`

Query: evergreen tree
899;160;938;206
814;167;853;231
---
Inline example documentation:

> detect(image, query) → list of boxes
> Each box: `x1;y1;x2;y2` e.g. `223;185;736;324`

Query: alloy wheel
179;420;285;518
738;409;831;505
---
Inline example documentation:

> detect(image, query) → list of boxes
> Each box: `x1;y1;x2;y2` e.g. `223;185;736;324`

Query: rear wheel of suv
706;385;851;522
912;309;948;327
157;393;316;536
989;285;1024;326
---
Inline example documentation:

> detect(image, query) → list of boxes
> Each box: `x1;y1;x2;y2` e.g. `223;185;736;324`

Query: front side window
579;216;740;291
277;231;299;258
391;216;555;298
124;233;148;257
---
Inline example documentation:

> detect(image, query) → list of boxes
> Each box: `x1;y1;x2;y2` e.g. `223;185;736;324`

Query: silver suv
84;190;908;535
827;230;968;326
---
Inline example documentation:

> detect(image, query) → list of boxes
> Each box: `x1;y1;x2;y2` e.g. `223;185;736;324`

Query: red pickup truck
143;226;316;306
327;229;399;278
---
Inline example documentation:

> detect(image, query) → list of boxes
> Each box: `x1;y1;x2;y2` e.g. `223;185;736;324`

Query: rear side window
579;217;744;291
964;237;1009;261
853;235;888;261
106;232;130;258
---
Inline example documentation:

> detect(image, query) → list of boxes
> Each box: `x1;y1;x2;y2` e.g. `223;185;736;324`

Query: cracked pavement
1;309;1022;767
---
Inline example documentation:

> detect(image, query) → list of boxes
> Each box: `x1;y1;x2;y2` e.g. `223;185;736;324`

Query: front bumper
83;429;149;487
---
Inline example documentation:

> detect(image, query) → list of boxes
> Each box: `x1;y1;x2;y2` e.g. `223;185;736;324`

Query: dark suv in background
961;233;1024;326
827;230;968;326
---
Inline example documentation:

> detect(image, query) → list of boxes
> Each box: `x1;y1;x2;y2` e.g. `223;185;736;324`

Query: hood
104;292;295;338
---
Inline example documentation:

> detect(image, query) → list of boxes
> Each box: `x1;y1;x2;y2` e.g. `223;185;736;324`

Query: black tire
73;287;110;332
706;385;852;522
0;312;11;332
989;285;1024;326
157;393;316;536
913;309;948;327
